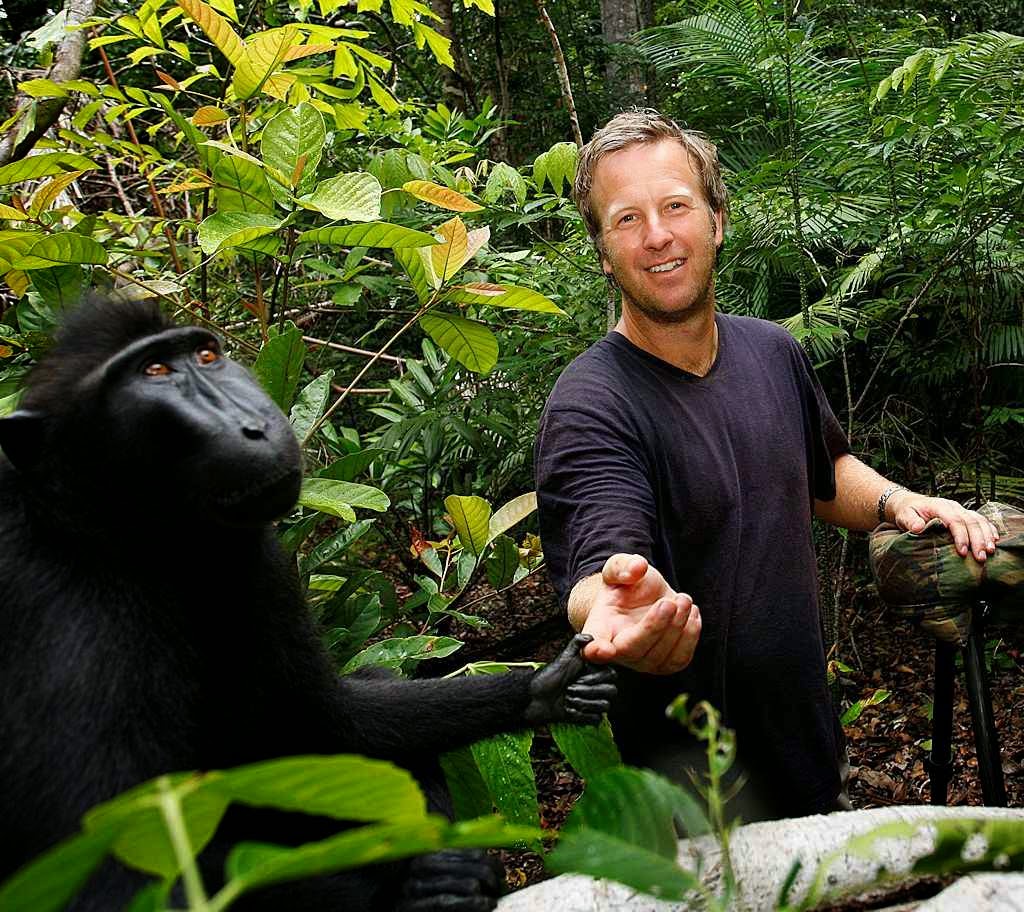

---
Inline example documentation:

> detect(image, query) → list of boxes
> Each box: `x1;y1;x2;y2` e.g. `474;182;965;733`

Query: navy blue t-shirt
534;313;850;815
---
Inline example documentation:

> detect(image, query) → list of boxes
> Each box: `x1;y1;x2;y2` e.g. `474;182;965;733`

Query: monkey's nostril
242;424;267;440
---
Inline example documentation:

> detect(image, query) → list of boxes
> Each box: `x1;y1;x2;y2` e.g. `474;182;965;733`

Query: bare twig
303;336;407;364
535;0;583;147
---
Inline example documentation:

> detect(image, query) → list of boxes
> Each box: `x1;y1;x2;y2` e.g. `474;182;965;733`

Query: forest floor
441;566;1024;891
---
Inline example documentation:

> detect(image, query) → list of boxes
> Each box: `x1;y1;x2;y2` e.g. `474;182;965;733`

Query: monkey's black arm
335;635;616;761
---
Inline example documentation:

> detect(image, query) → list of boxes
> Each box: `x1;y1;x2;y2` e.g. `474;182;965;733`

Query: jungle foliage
0;0;1021;905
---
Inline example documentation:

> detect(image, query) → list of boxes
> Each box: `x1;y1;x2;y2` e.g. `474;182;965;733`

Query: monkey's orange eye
144;363;171;376
196;347;219;365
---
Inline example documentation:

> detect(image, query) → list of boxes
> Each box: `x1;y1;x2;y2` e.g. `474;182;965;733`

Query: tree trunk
498;805;1024;911
430;0;477;112
0;0;98;165
599;0;652;108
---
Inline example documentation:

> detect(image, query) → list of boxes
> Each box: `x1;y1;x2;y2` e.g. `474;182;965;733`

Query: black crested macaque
0;297;616;911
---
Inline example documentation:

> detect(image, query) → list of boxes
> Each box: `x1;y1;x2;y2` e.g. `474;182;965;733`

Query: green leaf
0;828;116;912
14;234;107;270
213;155;275;214
341;635;463;673
299;518;374;575
551;718;621;783
548;829;701;900
197;211;281;254
0;230;44;271
562;766;709;849
84;774;229;879
253;324;305;411
298;171;382;222
444;494;491;556
0;153;97;187
299;477;390;521
232;26;299;101
471;730;538;828
532;142;578;196
290;369;334;442
419;312;497;375
260;103;326;196
327;594;381;663
485;534;518;589
394;246;431;302
29;266;83;309
318;448;386;482
483;161;527;207
488;491;537;542
440;746;494;821
212;755;426;822
444;283;565;315
298;222;438;249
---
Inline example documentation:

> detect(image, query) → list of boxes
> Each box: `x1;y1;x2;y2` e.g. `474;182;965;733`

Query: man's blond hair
573;109;730;253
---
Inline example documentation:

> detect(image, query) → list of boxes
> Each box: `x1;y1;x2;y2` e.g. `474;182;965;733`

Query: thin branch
303;336;407;364
535;0;583;147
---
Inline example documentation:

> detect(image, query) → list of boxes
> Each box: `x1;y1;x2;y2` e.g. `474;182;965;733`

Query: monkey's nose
241;422;267;440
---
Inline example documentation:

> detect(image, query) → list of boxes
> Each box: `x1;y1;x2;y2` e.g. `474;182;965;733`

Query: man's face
591;139;723;324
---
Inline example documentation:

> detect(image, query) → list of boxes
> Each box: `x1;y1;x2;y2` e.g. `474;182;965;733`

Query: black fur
0;298;615;911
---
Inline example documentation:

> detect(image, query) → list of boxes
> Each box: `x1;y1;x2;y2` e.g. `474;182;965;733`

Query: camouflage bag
869;501;1024;646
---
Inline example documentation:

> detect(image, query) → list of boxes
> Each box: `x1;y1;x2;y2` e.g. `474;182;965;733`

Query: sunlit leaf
430;217;468;283
297;171;382;221
471;731;537;828
233;26;300;101
419;311;497;374
551;718;621;783
27;170;83;218
488;491;537;542
0;153;96;187
192;105;230;125
298;222;438;249
14;235;107;270
341;636;462;673
402;179;483;212
213;155;274;214
175;0;244;64
197;212;281;254
445;283;564;315
289;369;334;442
261;103;326;195
444;494;491;556
299;478;390;521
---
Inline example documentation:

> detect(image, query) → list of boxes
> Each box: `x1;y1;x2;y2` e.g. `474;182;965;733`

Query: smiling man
534;109;999;818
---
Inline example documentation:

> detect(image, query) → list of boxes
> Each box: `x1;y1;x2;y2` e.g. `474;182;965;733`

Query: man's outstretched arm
568;553;701;675
815;453;999;562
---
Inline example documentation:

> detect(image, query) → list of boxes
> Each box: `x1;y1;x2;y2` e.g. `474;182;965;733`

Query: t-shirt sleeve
791;340;850;502
534;400;658;605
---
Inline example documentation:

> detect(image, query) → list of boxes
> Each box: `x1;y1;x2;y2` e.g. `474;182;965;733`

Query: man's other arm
568;554;701;675
814;453;999;562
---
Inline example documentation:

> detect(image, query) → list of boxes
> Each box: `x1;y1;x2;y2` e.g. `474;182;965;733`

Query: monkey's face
84;326;303;527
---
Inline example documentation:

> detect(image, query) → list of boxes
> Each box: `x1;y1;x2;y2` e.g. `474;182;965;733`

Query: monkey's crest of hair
21;296;174;413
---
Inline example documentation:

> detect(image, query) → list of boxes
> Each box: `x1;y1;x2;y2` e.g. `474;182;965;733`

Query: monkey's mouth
214;465;302;523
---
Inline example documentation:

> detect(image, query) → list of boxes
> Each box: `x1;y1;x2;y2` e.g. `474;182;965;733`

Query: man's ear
712;209;724;249
0;410;46;471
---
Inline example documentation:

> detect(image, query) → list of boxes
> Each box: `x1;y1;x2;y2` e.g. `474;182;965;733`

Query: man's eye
144;363;171;376
619;214;636;225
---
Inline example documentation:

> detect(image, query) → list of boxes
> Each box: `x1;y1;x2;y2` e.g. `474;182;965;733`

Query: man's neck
613;300;719;376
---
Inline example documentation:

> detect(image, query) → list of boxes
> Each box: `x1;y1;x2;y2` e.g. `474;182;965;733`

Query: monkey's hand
524;633;617;726
397;849;502;912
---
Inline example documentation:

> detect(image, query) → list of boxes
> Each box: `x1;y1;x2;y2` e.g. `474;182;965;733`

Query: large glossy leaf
0;828;116;912
298;171;381;222
402;179;483;212
394;246;432;302
289;369;334;442
213;755;426;822
419;312;498;375
429;217;467;284
444;283;565;315
548;829;701;901
84;774;229;879
260;103;326;195
253;324;305;411
440;746;493;821
0;152;97;187
550;718;621;783
29;170;85;217
13;234;107;269
341;636;462;673
175;0;244;64
0;230;44;271
299;478;390;522
233;26;300;101
488;491;537;542
213;155;274;214
471;731;538;828
485;534;518;589
444;494;491;556
299;222;438;249
197;211;281;254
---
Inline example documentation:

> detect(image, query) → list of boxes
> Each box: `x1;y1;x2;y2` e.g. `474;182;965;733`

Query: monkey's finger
406;850;501;888
565;696;613;714
577;664;617;684
563;708;605;726
402;876;492;898
566;682;617;701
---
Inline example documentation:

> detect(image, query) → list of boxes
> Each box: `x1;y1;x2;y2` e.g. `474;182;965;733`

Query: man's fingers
601;553;648;586
609;596;681;667
660;601;701;673
633;595;692;671
582;636;617;663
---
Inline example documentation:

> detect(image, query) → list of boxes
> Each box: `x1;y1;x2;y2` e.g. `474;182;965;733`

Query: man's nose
642;216;673;250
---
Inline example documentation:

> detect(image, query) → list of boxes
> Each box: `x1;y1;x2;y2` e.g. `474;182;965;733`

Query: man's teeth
648;259;684;273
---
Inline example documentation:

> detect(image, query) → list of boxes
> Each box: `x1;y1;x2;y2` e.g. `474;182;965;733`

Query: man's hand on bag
573;553;701;675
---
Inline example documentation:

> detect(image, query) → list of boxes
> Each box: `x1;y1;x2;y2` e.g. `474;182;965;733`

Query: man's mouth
647;258;685;273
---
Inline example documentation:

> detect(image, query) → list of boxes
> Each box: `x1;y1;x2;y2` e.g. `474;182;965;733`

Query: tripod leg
964;614;1007;806
927;640;956;805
